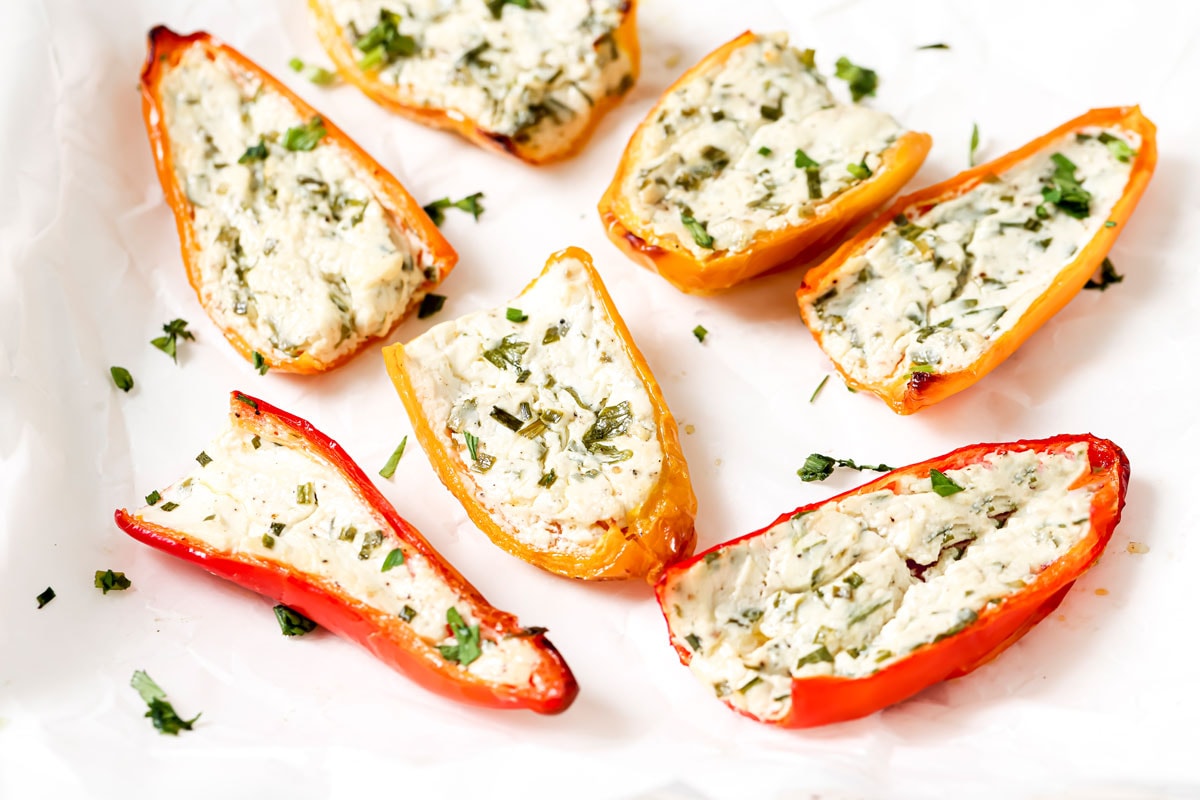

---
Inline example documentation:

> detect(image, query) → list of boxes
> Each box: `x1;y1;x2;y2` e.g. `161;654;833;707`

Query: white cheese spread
160;44;433;366
619;32;902;257
661;443;1095;721
402;254;663;554
803;127;1139;386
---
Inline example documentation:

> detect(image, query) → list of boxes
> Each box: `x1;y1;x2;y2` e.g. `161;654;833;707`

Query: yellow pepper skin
796;106;1157;415
305;0;640;165
598;31;932;295
383;247;697;581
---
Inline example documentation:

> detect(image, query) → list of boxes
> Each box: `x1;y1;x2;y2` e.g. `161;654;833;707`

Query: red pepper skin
115;392;577;714
655;433;1128;728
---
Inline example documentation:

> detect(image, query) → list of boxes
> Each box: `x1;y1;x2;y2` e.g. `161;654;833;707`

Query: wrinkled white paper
2;0;1199;797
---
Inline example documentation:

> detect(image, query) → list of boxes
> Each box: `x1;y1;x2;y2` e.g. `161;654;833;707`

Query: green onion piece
270;522;285;536
423;192;485;226
110;366;134;392
296;482;316;505
150;318;194;363
680;212;714;249
797;645;834;666
195;451;212;467
917;42;950;50
282;117;327;152
760;102;782;121
809;375;830;403
357;530;384;560
250;435;261;449
794;149;819;169
1098;131;1136;163
490;406;524;432
262;533;275;549
145;490;161;505
1105;220;1117;228
399;605;417;622
844;572;864;589
130;670;200;735
273;604;317;636
685;633;702;652
355;10;416;69
438;607;482;666
252;351;269;375
692;325;708;343
542;320;569;344
418;293;446;319
160;501;179;512
338;525;358;542
287;57;339;86
481;335;529;371
233;392;258;411
969;122;980;166
238;140;268;164
798;453;893;482
846;157;872;180
379;437;407;479
506;308;528;323
538;469;557;488
806;168;823;200
758;146;772;156
929;468;965;496
36;587;55;608
95;569;133;595
381;548;405;572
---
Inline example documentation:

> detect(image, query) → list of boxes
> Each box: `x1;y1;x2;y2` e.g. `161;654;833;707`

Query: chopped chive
233;392;258;411
844;572;864;589
381;548;405;572
917;42;950;50
95;569;132;594
252;351;269;375
505;308;528;323
418;293;446;319
110;366;134;392
1104;220;1116;228
262;533;275;549
399;605;417;622
36;587;55;608
538;469;557;488
1098;131;1137;163
296;482;316;504
287;57;339;86
929;468;965;496
758;146;772;156
809;375;830;403
969;122;980;166
270;522;285;536
490;406;524;432
145;490;161;505
238;139;268;164
463;431;479;461
282;116;326;151
684;633;702;652
250;435;261;449
846;156;872;180
273;604;317;636
692;325;708;343
797;645;834;666
195;451;212;467
358;530;384;560
680;211;714;249
160;501;179;512
379;437;407;479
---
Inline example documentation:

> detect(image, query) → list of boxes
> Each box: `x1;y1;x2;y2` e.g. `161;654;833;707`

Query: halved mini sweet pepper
598;31;932;294
657;434;1128;728
383;247;696;581
115;391;577;714
797;106;1157;413
305;0;640;164
141;27;456;374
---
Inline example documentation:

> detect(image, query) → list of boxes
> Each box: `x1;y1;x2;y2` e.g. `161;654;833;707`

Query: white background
2;0;1197;797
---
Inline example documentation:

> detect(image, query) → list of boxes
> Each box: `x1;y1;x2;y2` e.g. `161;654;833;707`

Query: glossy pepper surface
796;106;1156;414
656;434;1128;728
598;31;932;294
140;27;456;374
115;391;577;714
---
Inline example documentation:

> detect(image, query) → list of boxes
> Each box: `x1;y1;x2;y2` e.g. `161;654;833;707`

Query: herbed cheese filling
621;32;901;257
402;256;663;553
138;415;540;688
329;0;635;153
161;45;432;365
804;127;1139;385
662;444;1094;722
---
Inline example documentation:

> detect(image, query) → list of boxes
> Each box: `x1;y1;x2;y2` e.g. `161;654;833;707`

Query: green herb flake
1041;152;1092;219
145;490;161;506
917;42;950;50
834;56;878;102
794;149;819;169
798;453;893;482
252;351;269;375
582;401;633;454
486;0;538;20
238;139;268;164
1085;257;1124;291
760;102;783;121
381;548;405;572
506;307;528;323
250;435;261;450
287;57;339;86
692;325;708;343
1098;131;1137;163
160;501;179;512
379;437;407;479
273;604;317;636
270;522;285;536
262;533;275;549
423;192;485;226
1105;220;1117;228
399;605;417;622
685;633;702;652
738;676;762;693
846;156;872;180
130;671;200;735
94;569;133;594
36;587;55;608
796;645;834;667
481;334;529;372
296;482;316;505
680;211;714;249
538;469;557;488
933;608;979;642
233;392;258;411
758;146;772;156
929;468;965;497
282;116;327;152
490;406;524;432
438;607;482;666
150;318;194;363
110;366;134;392
195;451;212;467
809;374;830;403
844;572;865;589
355;10;417;70
357;530;384;560
418;293;447;319
969;122;980;166
542;320;569;344
464;431;480;461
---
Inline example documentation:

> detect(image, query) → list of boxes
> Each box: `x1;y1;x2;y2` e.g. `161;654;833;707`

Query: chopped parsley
582;401;633;455
680;211;713;249
438;607;481;666
481;334;529;372
505;307;528;323
969;122;980;166
150;318;194;363
287;57;339;86
357;530;384;560
195;451;212;467
795;149;822;199
758;146;772;156
423;192;485;226
929;468;965;496
145;490;161;505
110;366;134;392
485;0;541;20
252;351;269;375
794;149;819;169
273;605;318;636
834;57;878;102
130;671;200;735
1098;131;1136;163
381;548;405;572
1040;152;1092;219
282;117;327;152
418;293;446;319
809;374;830;403
798;453;894;482
355;10;417;70
1085;257;1124;291
692;325;708;343
846;156;872;180
238;139;268;164
36;587;55;608
379;437;407;479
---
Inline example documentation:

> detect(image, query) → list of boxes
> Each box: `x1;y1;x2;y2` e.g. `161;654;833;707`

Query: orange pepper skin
383;247;696;582
115;392;577;714
597;31;932;295
656;433;1128;728
796;106;1157;414
140;27;457;375
305;0;640;164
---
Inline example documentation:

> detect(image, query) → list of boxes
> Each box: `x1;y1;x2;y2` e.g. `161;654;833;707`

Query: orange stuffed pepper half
116;392;576;714
141;27;456;374
306;0;640;164
598;31;931;294
657;434;1128;728
384;247;696;581
797;107;1156;414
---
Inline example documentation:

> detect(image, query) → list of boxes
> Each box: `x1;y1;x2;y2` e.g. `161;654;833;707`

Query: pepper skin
597;31;932;294
115;392;577;714
796;106;1157;414
305;0;640;164
140;27;457;374
656;434;1128;728
383;247;696;581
